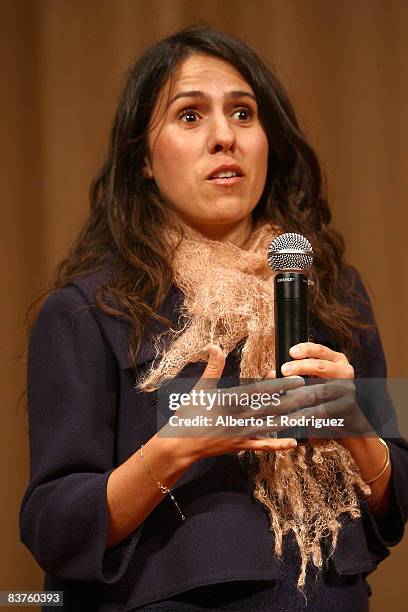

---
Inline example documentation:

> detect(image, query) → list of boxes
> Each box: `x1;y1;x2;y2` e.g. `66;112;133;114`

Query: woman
20;26;408;611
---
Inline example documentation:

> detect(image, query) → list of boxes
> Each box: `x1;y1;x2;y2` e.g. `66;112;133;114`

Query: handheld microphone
267;232;314;441
267;232;313;375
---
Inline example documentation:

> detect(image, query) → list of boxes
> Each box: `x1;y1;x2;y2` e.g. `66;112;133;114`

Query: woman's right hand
107;344;307;548
159;344;307;464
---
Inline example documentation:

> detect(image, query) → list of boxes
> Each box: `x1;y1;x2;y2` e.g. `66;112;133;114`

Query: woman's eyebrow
168;90;257;107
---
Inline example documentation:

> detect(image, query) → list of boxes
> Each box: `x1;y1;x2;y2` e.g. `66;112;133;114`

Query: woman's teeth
212;171;238;179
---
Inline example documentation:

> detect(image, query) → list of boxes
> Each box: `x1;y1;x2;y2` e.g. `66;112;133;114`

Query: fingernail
290;440;298;448
290;345;301;356
281;363;292;374
209;345;218;358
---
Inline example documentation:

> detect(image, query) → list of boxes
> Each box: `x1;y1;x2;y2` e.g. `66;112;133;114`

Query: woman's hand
281;342;354;379
279;342;375;438
278;343;393;516
159;345;310;464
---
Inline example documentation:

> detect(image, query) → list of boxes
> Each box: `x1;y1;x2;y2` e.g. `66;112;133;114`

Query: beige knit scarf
140;222;370;588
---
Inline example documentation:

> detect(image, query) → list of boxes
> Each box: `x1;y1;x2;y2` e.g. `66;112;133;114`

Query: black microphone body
275;272;308;377
275;272;309;442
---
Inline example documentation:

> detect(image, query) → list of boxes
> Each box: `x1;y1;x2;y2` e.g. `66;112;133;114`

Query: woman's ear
143;157;154;180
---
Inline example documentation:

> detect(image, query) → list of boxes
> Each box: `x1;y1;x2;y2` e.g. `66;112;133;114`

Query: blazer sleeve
20;285;142;583
350;270;408;566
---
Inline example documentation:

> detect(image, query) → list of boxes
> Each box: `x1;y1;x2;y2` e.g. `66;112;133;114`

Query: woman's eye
233;108;253;121
178;109;199;123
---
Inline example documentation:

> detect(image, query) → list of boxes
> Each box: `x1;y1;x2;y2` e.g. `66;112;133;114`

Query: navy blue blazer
20;270;408;610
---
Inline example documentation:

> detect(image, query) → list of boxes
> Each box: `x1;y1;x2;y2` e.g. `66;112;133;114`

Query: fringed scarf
139;221;370;588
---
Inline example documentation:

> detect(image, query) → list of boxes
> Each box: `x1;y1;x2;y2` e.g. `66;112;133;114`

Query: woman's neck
180;216;253;248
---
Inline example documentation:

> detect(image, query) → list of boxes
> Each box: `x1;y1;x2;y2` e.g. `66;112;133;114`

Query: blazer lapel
71;272;184;369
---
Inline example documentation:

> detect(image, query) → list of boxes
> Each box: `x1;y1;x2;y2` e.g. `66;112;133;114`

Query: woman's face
145;54;269;242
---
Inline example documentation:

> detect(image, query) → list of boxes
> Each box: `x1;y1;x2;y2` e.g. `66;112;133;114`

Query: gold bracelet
364;438;390;485
139;445;186;521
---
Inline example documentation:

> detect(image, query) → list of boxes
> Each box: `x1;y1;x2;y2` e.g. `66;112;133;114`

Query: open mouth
206;165;244;185
209;170;242;180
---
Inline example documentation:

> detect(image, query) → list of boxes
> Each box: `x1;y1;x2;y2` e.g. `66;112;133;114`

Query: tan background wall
2;0;407;609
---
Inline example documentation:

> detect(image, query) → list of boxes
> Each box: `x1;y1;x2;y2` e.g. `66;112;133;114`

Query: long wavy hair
29;25;369;367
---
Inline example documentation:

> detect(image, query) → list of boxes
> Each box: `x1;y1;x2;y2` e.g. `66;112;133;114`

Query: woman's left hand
281;342;354;379
279;342;374;437
279;343;392;516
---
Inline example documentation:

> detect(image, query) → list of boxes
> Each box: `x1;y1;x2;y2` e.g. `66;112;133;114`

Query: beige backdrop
2;0;407;609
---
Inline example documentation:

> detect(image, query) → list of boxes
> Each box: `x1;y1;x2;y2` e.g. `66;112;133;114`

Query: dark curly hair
28;24;370;370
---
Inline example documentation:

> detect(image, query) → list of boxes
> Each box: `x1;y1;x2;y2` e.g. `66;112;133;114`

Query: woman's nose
207;115;236;154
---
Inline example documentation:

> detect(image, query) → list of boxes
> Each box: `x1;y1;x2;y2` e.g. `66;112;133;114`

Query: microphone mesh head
267;232;313;271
